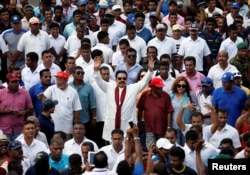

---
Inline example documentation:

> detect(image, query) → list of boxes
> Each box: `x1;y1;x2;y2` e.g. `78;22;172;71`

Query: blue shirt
39;113;54;144
69;81;96;123
49;154;70;172
115;63;143;84
29;82;53;117
212;86;247;126
137;27;152;43
63;22;76;39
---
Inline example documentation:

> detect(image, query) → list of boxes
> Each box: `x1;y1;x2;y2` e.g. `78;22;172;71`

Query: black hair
26;52;39;62
169;146;185;160
111;129;124;136
184;56;196;66
115;70;128;78
185;130;198;141
81;141;94;151
39;68;50;77
93;151;108;168
91;49;103;58
97;31;109;42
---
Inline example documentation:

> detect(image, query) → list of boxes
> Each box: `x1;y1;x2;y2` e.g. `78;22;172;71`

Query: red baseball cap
6;73;20;81
149;77;165;88
55;71;69;79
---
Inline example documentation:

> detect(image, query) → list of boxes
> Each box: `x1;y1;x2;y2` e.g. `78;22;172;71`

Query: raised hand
147;56;155;72
93;56;102;71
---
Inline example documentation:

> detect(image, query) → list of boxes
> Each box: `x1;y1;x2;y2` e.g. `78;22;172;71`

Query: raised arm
177;103;196;132
204;103;218;134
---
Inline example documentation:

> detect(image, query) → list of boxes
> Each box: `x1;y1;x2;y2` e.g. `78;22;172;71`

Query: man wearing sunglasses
93;51;155;142
69;66;96;141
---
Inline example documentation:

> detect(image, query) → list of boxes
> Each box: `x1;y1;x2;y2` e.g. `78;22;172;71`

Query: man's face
165;131;177;144
80;49;91;59
100;69;110;82
73;124;85;139
234;76;242;86
169;15;177;25
127;29;136;40
116;72;127;88
30;23;40;34
54;9;63;18
244;146;250;159
0;141;8;155
156;29;167;40
222;81;233;91
73;14;81;24
9;147;23;160
186;138;198;151
119;44;129;56
50;142;64;160
76;28;85;39
238;49;248;58
201;85;212;95
23;123;35;138
217;112;227;127
147;48;157;59
111;133;123;148
50;27;59;37
218;51;228;65
172;29;181;39
184;60;195;74
171;156;183;169
42;52;52;66
229;30;238;40
159;65;169;80
7;80;19;91
208;0;216;10
24;7;34;18
100;23;109;32
73;69;84;80
123;3;132;13
11;21;22;32
1;11;9;21
189;29;198;39
105;14;115;25
56;77;68;89
191;116;203;126
147;2;156;11
135;17;145;29
206;22;215;32
65;59;75;72
81;145;91;161
44;10;52;21
41;71;51;86
113;9;121;18
125;51;136;65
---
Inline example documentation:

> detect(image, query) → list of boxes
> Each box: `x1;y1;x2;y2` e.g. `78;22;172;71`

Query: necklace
173;165;186;173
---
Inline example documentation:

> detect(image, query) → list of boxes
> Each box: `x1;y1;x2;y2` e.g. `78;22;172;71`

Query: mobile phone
88;151;97;167
129;121;134;128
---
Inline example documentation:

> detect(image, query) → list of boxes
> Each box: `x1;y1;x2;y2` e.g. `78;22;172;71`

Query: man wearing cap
39;99;57;143
94;0;108;26
208;50;239;88
152;138;173;164
196;77;215;125
212;72;247;126
42;71;82;135
137;77;173;148
2;15;27;70
16;16;56;65
0;134;9;170
145;11;158;37
147;23;176;61
232;71;250;95
226;2;240;26
77;0;90;19
177;22;211;73
171;24;185;64
93;53;155;142
230;42;250;88
112;4;126;25
7;140;31;174
0;73;33;141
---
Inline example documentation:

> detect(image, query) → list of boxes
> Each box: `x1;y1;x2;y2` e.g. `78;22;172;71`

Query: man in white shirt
41;71;82;135
17;120;47;166
93;52;155;142
100;129;125;170
63;123;98;156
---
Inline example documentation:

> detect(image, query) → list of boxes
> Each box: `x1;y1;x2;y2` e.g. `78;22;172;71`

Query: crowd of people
1;0;250;175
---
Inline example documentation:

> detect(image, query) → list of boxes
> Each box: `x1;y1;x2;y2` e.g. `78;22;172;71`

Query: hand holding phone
129;121;134;128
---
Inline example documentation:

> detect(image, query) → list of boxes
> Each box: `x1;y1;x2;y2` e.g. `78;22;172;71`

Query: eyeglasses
0;143;8;147
177;84;186;88
117;77;127;80
76;71;84;75
127;55;136;59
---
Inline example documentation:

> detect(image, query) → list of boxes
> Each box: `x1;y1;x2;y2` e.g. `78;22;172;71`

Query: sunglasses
117;77;127;80
177;84;186;88
0;143;8;147
127;55;136;59
76;71;84;75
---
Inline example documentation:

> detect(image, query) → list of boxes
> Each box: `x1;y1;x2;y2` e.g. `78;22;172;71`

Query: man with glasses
115;48;142;84
93;50;155;142
0;73;33;141
69;66;96;141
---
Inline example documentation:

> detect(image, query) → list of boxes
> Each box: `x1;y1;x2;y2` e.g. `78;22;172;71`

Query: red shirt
137;90;173;135
0;88;33;134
